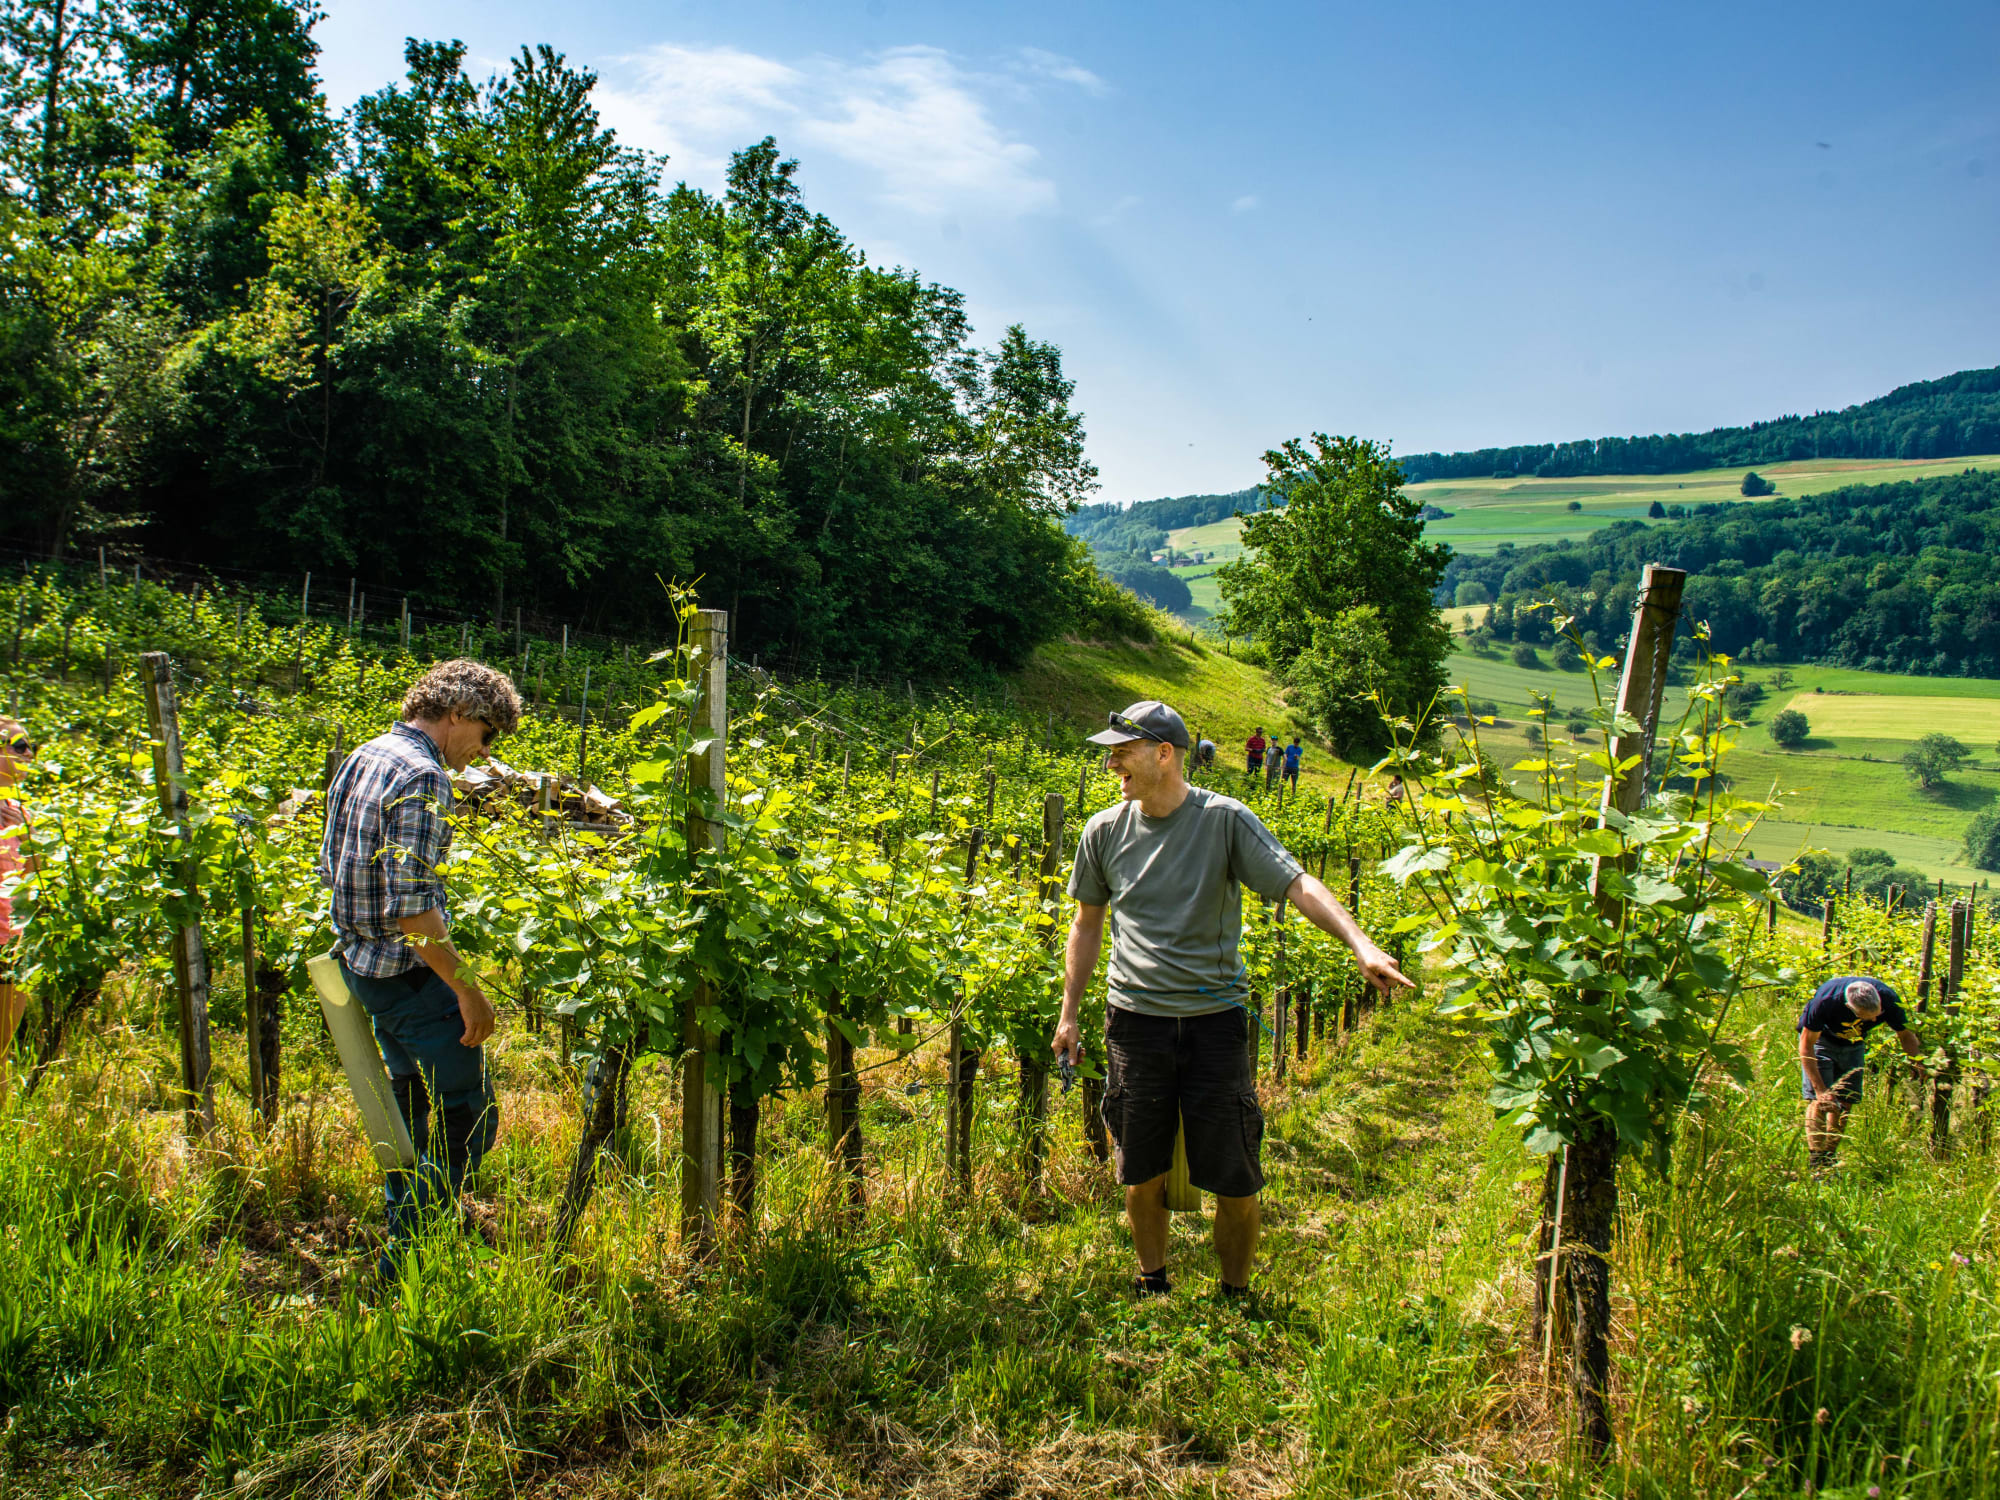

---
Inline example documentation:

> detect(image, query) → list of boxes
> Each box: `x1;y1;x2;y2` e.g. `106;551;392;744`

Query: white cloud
599;42;1064;219
595;45;803;182
1013;46;1108;95
1090;193;1141;228
1231;194;1260;213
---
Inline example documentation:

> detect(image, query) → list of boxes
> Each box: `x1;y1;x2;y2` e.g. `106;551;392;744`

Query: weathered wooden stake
140;652;214;1139
1916;901;1938;1013
1568;561;1686;1456
1021;792;1064;1195
1273;897;1290;1083
679;609;729;1256
1933;900;1968;1152
945;829;986;1197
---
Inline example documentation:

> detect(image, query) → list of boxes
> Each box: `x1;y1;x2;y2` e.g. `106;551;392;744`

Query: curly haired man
318;659;521;1267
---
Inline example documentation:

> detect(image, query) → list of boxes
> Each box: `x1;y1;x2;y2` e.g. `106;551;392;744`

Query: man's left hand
1357;944;1414;997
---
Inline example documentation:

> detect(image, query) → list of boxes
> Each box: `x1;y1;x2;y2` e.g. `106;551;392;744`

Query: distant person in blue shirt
1282;737;1303;787
1798;976;1925;1172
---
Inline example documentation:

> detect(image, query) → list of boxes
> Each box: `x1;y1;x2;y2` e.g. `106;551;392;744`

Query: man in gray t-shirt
1053;699;1410;1301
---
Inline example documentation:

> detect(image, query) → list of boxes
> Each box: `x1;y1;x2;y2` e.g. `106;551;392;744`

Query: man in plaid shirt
319;659;521;1266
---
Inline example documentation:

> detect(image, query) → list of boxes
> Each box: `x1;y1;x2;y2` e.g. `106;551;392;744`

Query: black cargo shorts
1102;1004;1264;1198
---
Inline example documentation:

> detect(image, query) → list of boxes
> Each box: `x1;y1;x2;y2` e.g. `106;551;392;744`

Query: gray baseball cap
1086;700;1190;750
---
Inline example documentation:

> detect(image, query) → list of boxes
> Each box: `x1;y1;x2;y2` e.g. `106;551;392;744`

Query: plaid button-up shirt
317;722;455;977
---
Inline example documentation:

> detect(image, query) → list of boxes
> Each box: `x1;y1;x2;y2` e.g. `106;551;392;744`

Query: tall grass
2;974;1997;1496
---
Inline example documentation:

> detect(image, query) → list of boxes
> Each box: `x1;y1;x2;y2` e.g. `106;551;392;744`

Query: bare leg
1126;1174;1169;1273
1214;1194;1261;1286
1805;1098;1849;1156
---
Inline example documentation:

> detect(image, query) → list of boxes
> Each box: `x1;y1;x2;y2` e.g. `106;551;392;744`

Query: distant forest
1064;487;1273;612
0;12;1146;680
1444;469;2000;677
1400;367;2000;484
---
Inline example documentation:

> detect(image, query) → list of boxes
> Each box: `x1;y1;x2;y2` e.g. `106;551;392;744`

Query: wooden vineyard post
1318;794;1335;879
1347;857;1364;1014
1822;894;1837;953
140;653;214;1139
1297;971;1311;1062
1768;894;1778;934
984;758;997;825
1564;561;1685;1456
1933;900;1967;1154
825;1012;864;1210
1916;902;1938;1013
240;900;275;1129
1019;792;1063;1195
1272;898;1290;1082
680;609;730;1253
929;765;941;825
945;829;985;1198
1056;788;1109;1165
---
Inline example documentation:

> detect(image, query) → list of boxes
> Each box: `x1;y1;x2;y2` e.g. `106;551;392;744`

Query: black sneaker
1133;1268;1172;1296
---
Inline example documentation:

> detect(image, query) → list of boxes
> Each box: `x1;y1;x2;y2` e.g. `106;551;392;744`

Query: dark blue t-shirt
1796;975;1908;1045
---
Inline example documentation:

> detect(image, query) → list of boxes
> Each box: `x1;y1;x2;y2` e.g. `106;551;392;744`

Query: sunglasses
1108;712;1168;744
478;722;497;748
5;736;32;755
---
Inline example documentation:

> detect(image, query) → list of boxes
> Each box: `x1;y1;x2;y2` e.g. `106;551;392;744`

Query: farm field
1781;691;2000;742
1165;452;2000;568
1442;647;2000;881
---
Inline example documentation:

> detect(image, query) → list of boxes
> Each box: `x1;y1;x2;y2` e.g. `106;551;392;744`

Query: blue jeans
338;959;498;1264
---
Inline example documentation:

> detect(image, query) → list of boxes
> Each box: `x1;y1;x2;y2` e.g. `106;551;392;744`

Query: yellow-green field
1165;453;2000;565
1780;691;2000;742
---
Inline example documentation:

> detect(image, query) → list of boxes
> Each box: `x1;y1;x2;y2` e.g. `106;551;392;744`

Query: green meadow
1165;453;2000;570
1440;645;2000;884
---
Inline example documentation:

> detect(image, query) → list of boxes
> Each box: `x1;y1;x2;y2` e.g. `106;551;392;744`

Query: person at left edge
318;659;521;1272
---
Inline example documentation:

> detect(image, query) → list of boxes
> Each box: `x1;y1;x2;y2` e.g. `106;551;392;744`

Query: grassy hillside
1017;631;1351;792
1166;454;2000;577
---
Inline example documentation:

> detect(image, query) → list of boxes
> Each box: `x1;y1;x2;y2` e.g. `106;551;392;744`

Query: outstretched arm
1284;872;1413;997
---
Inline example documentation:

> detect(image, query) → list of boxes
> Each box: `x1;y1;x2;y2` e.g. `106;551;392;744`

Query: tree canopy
1400;365;2000;483
0;17;1133;679
1216;434;1449;756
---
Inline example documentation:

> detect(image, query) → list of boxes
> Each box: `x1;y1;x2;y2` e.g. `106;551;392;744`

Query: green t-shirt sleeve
1068;818;1112;905
1227;804;1304;902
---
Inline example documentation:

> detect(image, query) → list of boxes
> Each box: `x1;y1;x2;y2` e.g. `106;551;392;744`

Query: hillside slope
1400;363;2000;481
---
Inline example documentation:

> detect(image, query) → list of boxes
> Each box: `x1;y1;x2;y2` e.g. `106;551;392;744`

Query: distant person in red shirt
1245;727;1267;777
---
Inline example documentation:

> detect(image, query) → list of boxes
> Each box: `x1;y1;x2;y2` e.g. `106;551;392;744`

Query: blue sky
315;0;2000;504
